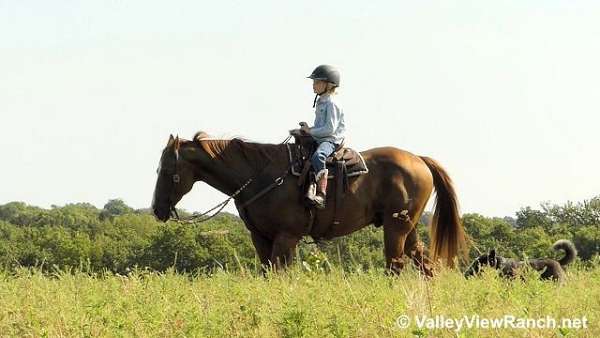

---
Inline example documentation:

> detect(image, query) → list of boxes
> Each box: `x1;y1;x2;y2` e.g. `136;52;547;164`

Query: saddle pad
286;144;369;179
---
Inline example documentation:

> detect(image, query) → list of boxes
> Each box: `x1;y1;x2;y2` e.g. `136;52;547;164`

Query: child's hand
289;129;304;136
300;126;311;134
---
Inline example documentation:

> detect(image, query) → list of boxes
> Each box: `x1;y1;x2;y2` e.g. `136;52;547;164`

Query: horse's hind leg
383;197;435;276
404;228;434;277
383;211;414;275
401;197;434;277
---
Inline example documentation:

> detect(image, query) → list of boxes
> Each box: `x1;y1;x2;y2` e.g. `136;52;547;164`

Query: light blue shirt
309;94;346;144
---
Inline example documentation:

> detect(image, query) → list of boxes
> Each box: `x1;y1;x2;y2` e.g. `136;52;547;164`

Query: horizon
3;188;598;221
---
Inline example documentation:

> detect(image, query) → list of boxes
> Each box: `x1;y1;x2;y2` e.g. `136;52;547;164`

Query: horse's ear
167;134;175;147
174;135;180;150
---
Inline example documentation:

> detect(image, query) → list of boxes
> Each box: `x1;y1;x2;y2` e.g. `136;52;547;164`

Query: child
300;64;346;209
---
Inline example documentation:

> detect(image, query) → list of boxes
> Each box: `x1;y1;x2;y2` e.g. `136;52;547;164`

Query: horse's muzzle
152;207;170;222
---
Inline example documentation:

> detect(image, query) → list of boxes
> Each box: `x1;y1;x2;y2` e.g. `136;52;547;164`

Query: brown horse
152;132;467;275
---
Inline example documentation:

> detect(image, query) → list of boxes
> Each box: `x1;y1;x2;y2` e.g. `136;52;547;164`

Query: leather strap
298;159;312;187
333;160;347;225
237;166;290;209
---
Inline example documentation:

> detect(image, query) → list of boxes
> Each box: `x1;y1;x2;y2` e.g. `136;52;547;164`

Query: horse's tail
419;156;468;267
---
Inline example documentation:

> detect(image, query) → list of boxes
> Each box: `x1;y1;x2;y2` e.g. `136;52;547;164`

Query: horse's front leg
251;231;273;274
270;232;301;270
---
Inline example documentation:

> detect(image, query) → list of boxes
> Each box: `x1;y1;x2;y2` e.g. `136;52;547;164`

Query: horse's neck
190;140;287;196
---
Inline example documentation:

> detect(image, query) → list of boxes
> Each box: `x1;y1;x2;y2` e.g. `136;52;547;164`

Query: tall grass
0;264;598;337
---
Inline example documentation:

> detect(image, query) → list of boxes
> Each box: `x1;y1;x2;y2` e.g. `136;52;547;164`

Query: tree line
0;197;598;273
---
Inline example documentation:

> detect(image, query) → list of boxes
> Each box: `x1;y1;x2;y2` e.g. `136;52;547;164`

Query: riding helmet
307;64;340;87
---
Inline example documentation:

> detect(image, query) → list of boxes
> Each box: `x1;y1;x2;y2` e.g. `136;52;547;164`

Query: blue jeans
310;141;336;174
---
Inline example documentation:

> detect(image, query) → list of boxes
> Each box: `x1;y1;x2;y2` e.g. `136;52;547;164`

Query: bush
0;196;598;273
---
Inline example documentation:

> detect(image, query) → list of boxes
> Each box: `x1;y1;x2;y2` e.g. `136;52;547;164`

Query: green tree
100;199;134;220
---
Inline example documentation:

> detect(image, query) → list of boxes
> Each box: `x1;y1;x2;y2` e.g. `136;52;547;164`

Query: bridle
163;135;293;224
157;147;183;220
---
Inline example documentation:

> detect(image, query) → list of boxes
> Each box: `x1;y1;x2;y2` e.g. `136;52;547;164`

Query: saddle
287;133;369;225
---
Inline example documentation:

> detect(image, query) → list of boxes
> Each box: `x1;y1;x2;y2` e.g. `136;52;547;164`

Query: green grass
0;265;599;337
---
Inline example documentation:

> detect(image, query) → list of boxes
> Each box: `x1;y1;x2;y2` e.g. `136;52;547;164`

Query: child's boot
305;177;317;205
313;169;328;209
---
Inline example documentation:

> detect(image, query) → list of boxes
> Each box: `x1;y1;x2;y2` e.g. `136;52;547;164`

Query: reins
169;134;294;224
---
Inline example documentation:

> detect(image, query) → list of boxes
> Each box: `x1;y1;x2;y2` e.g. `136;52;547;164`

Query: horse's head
151;135;197;222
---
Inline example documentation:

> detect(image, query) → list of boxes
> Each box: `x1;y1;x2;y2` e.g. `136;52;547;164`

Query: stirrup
305;181;317;204
313;194;326;209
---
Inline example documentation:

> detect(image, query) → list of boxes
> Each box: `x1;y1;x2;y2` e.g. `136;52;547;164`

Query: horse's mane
192;131;233;159
192;131;286;170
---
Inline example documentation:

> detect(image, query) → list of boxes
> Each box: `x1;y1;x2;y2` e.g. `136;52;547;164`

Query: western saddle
287;131;368;226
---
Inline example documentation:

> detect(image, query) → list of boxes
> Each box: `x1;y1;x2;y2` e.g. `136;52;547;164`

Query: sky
1;1;599;218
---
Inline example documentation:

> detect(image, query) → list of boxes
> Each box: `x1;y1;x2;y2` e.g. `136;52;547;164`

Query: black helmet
307;64;340;86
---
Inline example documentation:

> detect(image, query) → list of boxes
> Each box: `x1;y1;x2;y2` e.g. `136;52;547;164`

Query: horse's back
361;146;428;172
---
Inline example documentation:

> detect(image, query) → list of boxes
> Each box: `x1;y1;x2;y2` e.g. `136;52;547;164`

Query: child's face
312;80;328;94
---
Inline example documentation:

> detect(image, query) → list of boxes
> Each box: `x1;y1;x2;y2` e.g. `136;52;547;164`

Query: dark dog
464;240;577;282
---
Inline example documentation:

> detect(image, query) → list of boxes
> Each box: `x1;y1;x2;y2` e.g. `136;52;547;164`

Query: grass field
0;264;599;338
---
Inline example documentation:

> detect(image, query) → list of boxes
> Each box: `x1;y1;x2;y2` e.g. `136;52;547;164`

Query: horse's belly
321;221;372;239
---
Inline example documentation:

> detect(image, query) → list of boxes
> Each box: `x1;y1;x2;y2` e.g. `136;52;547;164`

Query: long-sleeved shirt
309;94;346;144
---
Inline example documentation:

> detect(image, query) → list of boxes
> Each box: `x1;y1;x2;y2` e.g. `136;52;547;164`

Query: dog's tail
552;239;577;267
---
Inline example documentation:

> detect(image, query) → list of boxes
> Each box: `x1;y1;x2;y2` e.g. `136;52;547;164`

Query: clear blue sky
1;1;599;217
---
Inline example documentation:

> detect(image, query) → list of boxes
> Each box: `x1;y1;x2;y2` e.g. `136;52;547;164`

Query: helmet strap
312;84;329;108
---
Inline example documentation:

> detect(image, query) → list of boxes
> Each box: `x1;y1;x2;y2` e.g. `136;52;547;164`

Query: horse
151;132;468;275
